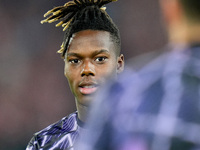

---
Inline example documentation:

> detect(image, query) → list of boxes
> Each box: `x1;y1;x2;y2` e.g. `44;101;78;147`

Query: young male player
26;0;124;149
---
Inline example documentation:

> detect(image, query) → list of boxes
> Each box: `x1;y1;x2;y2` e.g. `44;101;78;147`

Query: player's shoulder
34;111;78;137
120;50;167;85
26;112;79;149
126;47;167;71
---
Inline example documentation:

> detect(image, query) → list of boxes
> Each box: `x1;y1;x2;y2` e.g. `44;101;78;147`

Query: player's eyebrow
91;49;110;56
66;49;110;58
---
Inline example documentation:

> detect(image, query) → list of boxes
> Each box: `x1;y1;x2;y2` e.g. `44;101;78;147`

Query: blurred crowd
0;0;166;149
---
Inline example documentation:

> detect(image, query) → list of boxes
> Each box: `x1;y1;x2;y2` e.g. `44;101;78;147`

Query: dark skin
64;30;124;122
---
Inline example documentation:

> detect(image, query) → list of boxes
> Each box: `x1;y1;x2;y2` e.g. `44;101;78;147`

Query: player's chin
78;95;95;106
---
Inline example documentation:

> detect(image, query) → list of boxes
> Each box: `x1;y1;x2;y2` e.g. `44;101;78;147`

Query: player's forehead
71;30;111;42
66;30;116;55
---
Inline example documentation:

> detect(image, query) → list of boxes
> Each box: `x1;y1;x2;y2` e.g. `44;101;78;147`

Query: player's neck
75;99;88;123
168;22;200;45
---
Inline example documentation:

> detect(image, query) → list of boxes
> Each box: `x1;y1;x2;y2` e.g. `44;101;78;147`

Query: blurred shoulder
126;47;168;72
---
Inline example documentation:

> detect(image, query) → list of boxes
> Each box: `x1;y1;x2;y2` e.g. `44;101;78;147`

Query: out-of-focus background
0;0;167;149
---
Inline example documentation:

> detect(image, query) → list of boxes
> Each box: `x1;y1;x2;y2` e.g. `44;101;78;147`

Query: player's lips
78;82;99;95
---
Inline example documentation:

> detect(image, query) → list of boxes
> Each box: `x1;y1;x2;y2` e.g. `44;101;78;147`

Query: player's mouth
79;82;99;95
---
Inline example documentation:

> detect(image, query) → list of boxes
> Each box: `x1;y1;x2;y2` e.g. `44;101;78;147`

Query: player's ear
117;54;124;74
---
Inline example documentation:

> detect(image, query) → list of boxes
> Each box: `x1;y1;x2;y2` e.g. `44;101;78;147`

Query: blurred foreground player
76;0;200;149
26;0;124;149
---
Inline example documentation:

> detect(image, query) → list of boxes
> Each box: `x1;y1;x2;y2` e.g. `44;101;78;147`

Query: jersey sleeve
26;135;39;150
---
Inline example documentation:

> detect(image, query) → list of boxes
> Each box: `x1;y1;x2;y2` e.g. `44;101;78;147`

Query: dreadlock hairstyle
41;0;120;58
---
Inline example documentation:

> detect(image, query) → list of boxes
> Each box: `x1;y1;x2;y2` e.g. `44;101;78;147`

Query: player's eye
95;57;107;62
69;59;80;64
